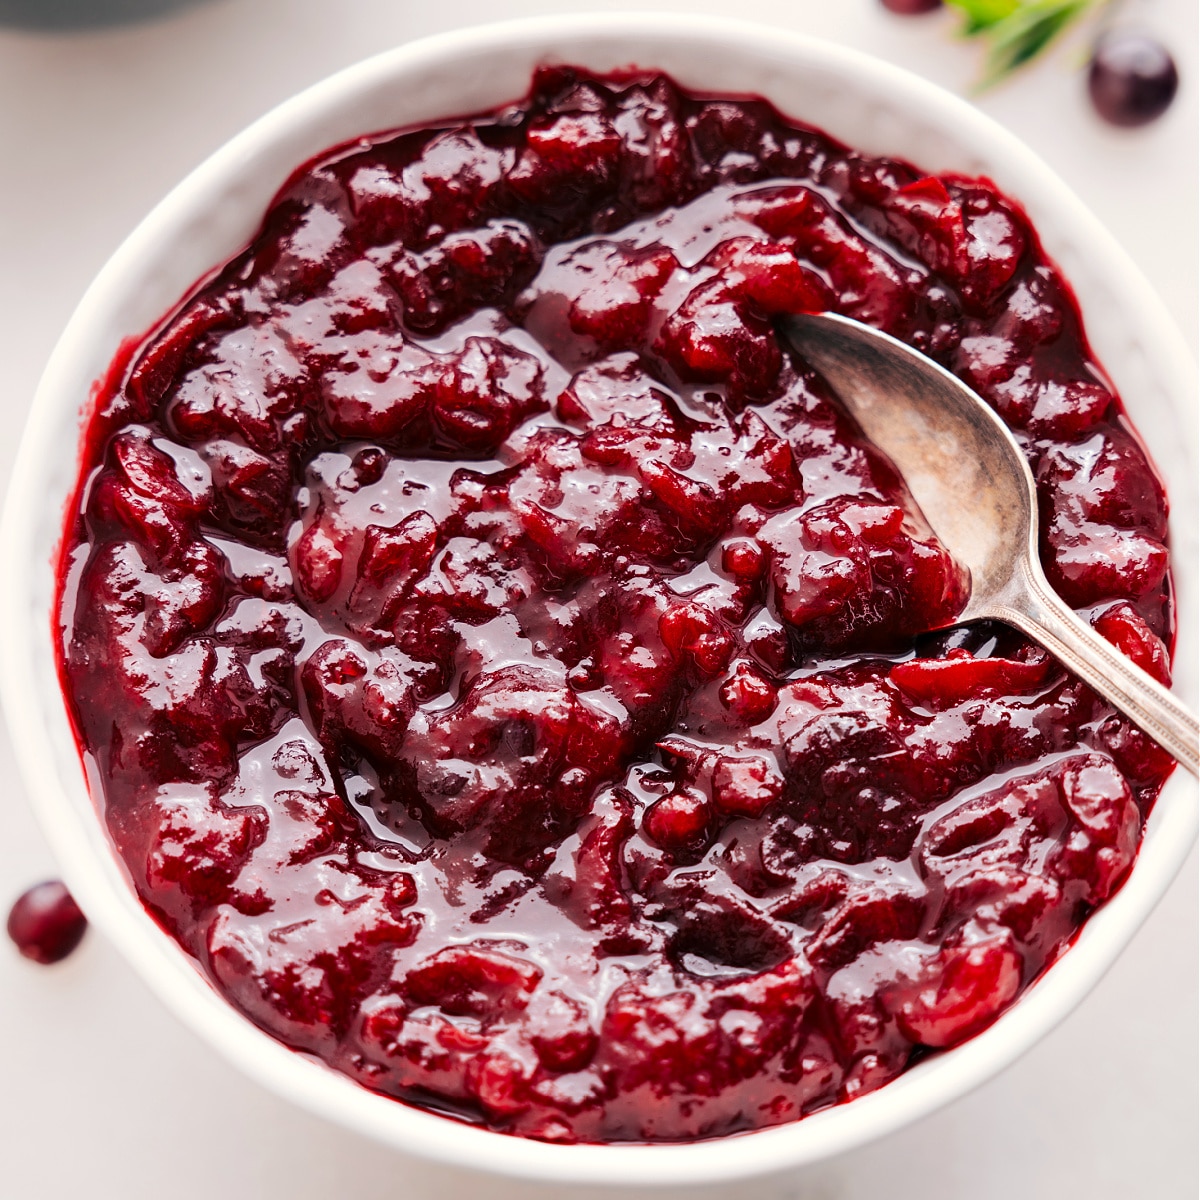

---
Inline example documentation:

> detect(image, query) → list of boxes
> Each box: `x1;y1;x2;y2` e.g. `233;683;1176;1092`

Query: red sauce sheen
57;67;1175;1143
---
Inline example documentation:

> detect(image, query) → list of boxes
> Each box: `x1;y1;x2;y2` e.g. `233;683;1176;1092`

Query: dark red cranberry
7;881;87;964
1089;32;1179;127
880;0;941;13
644;788;711;850
721;538;765;581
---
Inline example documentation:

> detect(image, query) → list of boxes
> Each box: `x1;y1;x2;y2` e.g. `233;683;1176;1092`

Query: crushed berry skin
56;67;1174;1143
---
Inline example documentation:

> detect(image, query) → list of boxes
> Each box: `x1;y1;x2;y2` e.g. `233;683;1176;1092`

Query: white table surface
0;2;1195;1197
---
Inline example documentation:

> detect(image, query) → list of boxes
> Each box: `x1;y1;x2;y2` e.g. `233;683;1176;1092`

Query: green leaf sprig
944;0;1106;87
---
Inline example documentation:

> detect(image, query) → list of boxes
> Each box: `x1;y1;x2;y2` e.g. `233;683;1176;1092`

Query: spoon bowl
783;311;1199;774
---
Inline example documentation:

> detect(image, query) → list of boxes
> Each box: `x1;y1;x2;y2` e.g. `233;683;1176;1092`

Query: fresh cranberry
644;787;711;850
880;0;941;13
7;881;88;964
1089;32;1179;127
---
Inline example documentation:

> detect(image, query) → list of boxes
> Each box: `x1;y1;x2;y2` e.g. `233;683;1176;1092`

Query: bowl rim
2;11;1195;1187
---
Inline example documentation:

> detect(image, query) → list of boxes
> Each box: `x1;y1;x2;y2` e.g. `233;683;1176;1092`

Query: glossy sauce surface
58;67;1175;1142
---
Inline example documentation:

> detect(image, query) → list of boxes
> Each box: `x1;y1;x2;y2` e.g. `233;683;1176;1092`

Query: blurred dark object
881;0;943;13
1089;30;1180;126
0;0;210;29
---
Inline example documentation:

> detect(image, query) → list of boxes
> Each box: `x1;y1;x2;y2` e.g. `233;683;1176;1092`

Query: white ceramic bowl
2;13;1195;1187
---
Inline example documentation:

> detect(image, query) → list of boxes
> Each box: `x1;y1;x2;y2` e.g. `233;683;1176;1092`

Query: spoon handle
993;563;1199;777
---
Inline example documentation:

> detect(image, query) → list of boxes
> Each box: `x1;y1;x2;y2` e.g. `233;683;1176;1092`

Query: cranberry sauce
56;67;1174;1143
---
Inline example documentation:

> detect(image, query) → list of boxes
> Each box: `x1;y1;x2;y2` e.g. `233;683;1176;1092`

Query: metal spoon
781;311;1198;776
